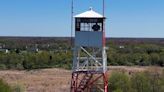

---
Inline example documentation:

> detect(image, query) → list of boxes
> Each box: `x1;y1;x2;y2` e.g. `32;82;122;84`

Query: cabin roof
74;8;104;18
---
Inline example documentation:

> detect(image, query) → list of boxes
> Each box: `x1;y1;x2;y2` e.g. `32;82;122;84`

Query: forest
0;37;163;70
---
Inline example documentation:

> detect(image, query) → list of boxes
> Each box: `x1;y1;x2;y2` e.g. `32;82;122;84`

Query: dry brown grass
0;66;163;92
0;69;71;92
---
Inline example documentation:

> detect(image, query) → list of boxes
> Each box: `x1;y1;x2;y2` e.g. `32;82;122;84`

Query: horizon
0;0;164;38
0;36;164;39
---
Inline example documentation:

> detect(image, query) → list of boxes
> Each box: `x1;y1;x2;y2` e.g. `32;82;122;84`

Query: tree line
0;51;72;70
0;37;164;70
107;43;164;66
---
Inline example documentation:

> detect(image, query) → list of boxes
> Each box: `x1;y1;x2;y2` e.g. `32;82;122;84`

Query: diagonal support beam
81;47;102;66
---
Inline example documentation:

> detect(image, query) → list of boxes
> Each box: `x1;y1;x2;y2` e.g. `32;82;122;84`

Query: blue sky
0;0;164;38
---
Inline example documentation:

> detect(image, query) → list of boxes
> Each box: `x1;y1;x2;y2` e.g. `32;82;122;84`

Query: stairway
77;74;93;92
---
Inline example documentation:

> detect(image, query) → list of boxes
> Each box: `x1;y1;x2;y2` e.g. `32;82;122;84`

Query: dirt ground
0;66;163;92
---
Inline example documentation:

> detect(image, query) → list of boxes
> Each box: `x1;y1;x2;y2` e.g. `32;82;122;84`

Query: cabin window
75;18;103;32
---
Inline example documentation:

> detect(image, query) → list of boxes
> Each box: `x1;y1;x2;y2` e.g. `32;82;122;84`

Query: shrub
0;79;12;92
12;83;25;92
0;64;6;70
109;72;130;92
131;72;150;92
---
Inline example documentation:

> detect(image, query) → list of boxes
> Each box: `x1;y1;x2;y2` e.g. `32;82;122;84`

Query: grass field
0;66;163;92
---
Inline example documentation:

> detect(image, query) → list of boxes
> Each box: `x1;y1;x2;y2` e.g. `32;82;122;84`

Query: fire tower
71;7;108;92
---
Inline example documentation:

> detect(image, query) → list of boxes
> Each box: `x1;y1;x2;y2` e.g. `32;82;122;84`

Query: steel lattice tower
70;7;108;92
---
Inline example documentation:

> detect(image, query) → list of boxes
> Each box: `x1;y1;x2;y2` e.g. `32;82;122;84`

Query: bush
109;72;130;92
0;79;12;92
113;89;123;92
109;71;164;92
12;83;25;92
131;72;150;92
0;64;6;70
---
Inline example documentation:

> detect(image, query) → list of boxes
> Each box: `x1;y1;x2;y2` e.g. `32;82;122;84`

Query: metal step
77;74;93;92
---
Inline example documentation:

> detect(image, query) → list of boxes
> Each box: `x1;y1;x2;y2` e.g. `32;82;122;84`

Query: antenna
71;0;74;47
103;0;105;16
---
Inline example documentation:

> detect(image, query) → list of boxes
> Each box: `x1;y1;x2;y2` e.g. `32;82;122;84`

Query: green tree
22;53;36;70
159;52;164;66
140;53;151;66
150;53;160;65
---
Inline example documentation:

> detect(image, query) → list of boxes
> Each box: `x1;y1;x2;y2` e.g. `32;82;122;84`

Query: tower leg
103;72;108;92
71;72;108;92
71;73;78;92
